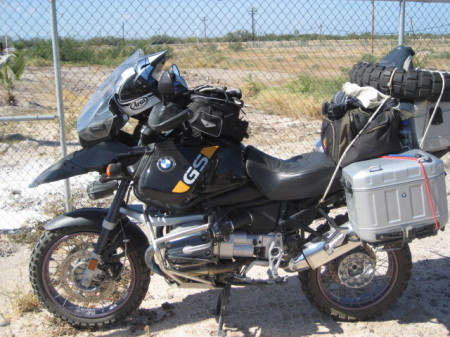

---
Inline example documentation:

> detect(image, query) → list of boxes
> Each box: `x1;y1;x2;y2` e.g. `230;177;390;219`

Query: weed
242;74;265;97
294;54;309;60
194;43;218;53
48;317;80;336
7;221;45;247
0;47;25;105
431;51;450;59
2;288;39;317
42;198;66;218
247;88;323;119
360;53;377;63
26;58;53;67
228;42;244;52
286;75;313;94
284;74;343;97
243;73;344;119
271;56;283;62
339;66;351;78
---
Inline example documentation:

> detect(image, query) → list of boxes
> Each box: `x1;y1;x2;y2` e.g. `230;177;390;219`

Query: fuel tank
134;139;248;210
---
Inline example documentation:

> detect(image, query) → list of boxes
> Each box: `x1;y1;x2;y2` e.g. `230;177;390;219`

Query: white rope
387;68;398;97
419;71;446;149
318;96;391;205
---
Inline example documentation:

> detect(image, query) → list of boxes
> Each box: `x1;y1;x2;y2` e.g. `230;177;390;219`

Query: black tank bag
189;85;249;142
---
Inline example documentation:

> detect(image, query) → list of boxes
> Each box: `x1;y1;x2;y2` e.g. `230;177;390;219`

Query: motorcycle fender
44;208;149;250
30;141;133;187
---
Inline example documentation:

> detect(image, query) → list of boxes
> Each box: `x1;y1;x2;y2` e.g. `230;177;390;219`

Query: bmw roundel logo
157;157;176;172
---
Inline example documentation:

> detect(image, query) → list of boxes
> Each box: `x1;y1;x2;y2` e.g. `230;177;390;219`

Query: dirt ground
0;229;449;337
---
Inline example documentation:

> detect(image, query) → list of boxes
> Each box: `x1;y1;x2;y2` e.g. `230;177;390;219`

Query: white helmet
115;50;166;116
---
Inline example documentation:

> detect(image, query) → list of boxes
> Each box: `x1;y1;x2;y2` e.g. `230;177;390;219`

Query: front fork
81;179;130;288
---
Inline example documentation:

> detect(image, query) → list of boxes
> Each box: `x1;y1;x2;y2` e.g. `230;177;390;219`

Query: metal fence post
1;0;8;51
399;0;406;46
49;0;72;212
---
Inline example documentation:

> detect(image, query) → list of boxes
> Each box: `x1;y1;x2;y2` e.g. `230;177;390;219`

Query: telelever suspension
81;180;130;288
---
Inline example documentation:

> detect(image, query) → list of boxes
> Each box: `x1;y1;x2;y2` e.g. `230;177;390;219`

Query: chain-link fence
1;0;450;230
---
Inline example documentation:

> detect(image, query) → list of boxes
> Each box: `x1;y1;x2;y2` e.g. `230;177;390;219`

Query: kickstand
215;285;231;337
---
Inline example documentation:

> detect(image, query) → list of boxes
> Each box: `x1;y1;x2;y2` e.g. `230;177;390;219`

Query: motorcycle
29;49;447;335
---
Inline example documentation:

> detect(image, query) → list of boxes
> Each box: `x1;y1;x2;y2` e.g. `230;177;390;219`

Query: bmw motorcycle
29;50;447;335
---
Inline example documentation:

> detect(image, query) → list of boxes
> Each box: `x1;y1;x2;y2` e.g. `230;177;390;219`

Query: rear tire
349;62;450;102
299;243;412;321
29;224;150;328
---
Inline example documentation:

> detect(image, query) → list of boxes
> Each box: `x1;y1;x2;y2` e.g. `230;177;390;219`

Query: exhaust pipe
286;223;361;272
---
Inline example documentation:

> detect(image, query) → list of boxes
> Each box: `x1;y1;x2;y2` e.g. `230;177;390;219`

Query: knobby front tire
29;224;150;328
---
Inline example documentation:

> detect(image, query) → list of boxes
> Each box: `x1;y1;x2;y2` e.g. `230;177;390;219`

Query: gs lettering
182;154;209;185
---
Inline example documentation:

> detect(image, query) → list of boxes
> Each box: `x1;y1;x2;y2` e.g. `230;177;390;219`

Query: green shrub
285;74;343;97
0;49;25;105
431;51;450;59
294;54;309;60
25;39;52;60
243;74;265;96
195;43;218;53
360;53;377;63
228;42;244;52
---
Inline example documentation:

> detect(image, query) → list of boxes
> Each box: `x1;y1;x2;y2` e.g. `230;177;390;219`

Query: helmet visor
118;74;148;102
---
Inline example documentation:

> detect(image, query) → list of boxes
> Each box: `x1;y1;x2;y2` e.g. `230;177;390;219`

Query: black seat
245;146;341;200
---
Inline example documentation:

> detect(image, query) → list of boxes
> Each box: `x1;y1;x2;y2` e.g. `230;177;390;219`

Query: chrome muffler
286;223;361;272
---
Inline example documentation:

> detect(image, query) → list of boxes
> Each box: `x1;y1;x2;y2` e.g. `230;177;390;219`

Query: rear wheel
29;224;150;327
299;243;411;320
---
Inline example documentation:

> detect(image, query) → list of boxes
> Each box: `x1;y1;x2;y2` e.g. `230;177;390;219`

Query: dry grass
47;318;80;336
248;90;323;119
7;222;45;247
3;288;39;318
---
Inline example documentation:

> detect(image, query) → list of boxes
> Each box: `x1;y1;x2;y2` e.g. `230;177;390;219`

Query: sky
2;0;450;41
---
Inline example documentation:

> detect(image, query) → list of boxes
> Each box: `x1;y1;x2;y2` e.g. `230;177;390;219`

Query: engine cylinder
213;232;276;259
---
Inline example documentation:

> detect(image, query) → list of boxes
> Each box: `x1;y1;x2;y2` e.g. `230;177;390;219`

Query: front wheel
29;224;150;328
299;243;412;320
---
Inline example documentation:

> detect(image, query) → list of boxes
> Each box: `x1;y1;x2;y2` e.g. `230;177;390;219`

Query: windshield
76;50;166;145
77;50;143;143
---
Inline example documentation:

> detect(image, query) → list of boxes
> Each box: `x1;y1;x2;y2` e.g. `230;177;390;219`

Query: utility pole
196;19;199;44
201;17;207;40
410;16;414;41
122;21;125;45
319;23;323;45
248;7;257;47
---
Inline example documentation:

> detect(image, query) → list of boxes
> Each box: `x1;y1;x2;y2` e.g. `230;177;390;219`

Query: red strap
380;156;440;230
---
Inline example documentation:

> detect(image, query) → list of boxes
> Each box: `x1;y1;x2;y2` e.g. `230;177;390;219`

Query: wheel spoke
316;245;400;309
41;231;137;319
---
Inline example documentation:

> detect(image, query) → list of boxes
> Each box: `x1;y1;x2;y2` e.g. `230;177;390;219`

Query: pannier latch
369;165;383;172
402;226;415;243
